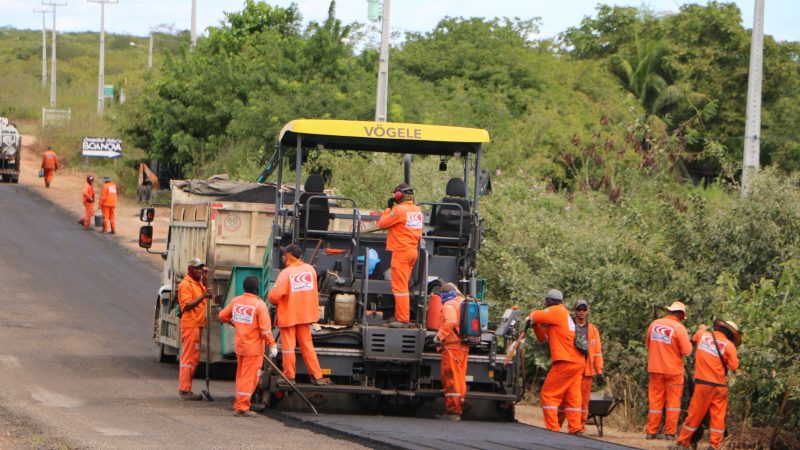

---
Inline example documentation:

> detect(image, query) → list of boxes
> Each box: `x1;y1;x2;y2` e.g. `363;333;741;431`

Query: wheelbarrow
586;392;624;437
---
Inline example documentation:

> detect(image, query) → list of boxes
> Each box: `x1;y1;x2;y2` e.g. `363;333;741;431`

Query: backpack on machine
459;296;482;343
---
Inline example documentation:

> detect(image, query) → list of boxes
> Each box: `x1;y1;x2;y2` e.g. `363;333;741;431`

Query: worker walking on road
268;244;331;386
219;275;278;417
40;146;58;188
644;301;692;440
558;299;604;433
80;175;95;229
526;289;586;435
670;320;741;450
100;177;118;234
377;183;423;325
177;258;212;401
434;283;469;421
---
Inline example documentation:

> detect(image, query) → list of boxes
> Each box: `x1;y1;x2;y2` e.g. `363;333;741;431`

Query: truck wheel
11;176;18;184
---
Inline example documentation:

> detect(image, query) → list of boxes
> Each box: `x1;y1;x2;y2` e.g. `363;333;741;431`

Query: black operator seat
434;177;471;239
298;174;330;232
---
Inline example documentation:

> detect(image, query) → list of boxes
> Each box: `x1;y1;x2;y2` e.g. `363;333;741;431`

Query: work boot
435;413;461;421
664;434;677;440
646;433;664;440
178;391;203;401
389;321;409;328
666;445;691;450
311;377;332;386
570;431;584;437
232;410;258;418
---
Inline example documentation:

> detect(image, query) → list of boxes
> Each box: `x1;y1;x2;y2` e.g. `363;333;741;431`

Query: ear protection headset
394;189;404;201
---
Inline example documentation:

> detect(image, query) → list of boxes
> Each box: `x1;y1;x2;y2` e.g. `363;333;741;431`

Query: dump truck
139;178;288;364
0;117;21;183
244;119;525;420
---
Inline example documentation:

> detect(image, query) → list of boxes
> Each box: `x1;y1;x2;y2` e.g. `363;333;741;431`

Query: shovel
264;354;318;414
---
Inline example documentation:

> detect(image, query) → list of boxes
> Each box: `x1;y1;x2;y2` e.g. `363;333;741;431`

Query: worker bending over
644;301;692;440
100;177;118;234
177;258;212;400
434;283;469;421
670;320;741;450
80;175;95;229
268;244;330;386
41;146;58;188
377;183;422;325
558;299;604;433
219;275;278;417
527;289;586;434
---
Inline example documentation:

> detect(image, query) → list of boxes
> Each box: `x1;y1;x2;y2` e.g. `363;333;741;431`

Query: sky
1;0;798;42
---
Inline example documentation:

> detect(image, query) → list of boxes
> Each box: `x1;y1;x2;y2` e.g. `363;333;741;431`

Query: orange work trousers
441;344;469;415
234;353;264;412
645;372;684;435
179;326;202;392
541;360;584;433
102;206;116;232
280;324;322;380
558;375;593;432
677;383;728;450
44;169;55;187
390;248;417;323
82;203;94;228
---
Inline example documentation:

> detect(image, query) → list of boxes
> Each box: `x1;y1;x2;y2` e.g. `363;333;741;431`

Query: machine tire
11;176;18;184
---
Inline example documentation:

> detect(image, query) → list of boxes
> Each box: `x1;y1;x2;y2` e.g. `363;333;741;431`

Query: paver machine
249;119;526;420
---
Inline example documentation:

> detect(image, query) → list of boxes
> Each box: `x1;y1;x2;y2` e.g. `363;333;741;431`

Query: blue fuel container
479;303;489;330
459;297;482;342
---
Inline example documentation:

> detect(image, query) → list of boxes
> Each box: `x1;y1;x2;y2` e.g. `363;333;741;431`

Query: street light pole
42;1;66;108
374;0;390;122
33;8;51;88
148;32;154;69
742;0;765;194
88;0;118;116
190;0;197;50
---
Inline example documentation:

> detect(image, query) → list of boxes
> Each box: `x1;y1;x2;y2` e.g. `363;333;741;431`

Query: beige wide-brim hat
665;301;686;314
188;257;206;268
714;319;742;347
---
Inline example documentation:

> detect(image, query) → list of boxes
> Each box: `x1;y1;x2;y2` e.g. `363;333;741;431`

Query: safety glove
269;345;278;359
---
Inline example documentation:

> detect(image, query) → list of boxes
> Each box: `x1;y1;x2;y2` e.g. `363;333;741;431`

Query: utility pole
42;1;66;108
742;0;765;194
374;0;390;122
190;0;197;50
148;32;154;69
33;8;50;88
88;0;118;116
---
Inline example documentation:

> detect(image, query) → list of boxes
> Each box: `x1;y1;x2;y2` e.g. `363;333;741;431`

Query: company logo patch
232;304;255;324
406;211;423;229
650;324;675;344
698;333;726;357
290;272;314;292
567;315;576;332
108;186;117;194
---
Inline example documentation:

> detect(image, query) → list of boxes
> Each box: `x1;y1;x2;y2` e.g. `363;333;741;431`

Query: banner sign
82;137;122;158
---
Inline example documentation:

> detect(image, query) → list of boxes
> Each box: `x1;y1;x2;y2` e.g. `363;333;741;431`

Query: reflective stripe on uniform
666;408;681;412
394;293;410;297
261;331;270;335
564;408;582;412
445;393;462;397
648;410;663;414
709;428;725;433
236;391;251;397
683;424;697;431
542;406;559;410
180;364;194;369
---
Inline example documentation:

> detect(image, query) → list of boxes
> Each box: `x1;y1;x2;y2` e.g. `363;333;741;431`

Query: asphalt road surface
0;184;634;450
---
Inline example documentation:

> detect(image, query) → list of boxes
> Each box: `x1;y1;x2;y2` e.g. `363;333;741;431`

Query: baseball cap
545;289;563;301
188;258;206;268
665;301;686;314
574;299;589;310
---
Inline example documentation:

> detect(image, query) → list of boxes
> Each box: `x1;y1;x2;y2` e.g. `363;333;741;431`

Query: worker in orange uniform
40;146;58;188
669;320;741;450
434;282;469;421
526;289;586;435
80;175;95;229
219;275;278;417
99;177;118;234
376;183;422;325
268;244;331;385
558;299;604;433
177;258;212;400
644;301;692;440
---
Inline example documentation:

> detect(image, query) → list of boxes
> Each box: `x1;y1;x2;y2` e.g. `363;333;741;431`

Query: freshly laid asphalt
0;183;634;449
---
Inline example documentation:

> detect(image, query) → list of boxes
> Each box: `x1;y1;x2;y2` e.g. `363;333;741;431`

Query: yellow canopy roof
278;119;490;155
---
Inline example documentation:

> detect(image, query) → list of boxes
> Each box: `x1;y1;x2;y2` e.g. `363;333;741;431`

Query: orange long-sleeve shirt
41;149;58;170
646;315;692;375
529;304;585;364
82;184;95;205
178;274;207;328
692;329;739;385
582;322;604;376
376;200;423;253
268;259;320;327
219;293;275;356
100;182;118;207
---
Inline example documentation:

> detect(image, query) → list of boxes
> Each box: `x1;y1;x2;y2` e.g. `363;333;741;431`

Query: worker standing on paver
434;282;469;421
377;183;422;325
40;146;58;188
100;177;118;234
268;244;331;386
219;275;278;417
558;299;604;433
177;258;212;401
80;175;95;229
644;301;692;440
526;289;586;435
669;320;741;450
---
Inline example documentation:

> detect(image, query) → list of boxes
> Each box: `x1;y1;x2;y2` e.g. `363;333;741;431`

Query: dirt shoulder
17;135;169;271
